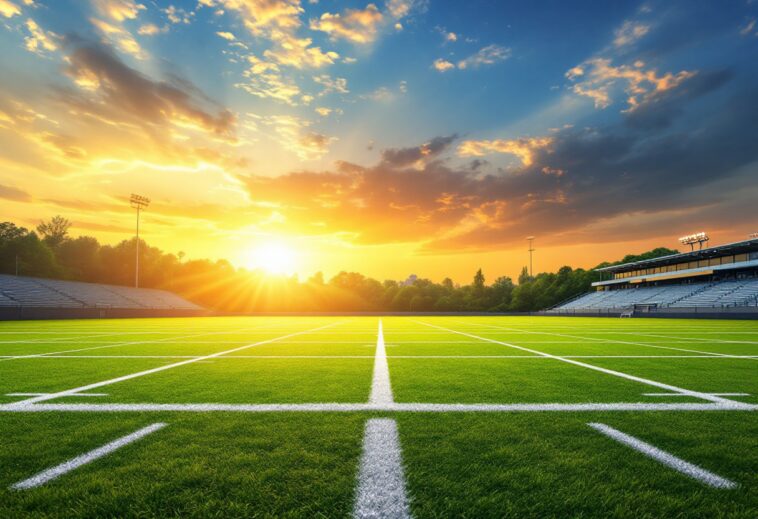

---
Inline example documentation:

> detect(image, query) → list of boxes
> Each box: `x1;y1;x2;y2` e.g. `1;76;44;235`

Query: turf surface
0;315;755;517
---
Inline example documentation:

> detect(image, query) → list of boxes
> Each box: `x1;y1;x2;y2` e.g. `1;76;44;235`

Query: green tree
473;269;485;291
36;216;71;248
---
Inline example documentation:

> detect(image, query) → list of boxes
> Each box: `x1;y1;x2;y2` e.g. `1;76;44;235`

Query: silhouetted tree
36;216;71;248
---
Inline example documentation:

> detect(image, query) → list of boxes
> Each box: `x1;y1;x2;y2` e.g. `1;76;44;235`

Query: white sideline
369;321;394;405
1;402;755;413
587;423;737;489
414;321;747;406
467;321;746;359
10;422;167;490
8;322;343;406
353;419;411;519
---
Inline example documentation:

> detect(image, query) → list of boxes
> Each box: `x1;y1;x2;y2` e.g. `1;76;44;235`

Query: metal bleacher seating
0;274;202;310
555;278;758;311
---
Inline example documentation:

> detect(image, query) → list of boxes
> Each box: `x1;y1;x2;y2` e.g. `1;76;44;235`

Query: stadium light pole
526;236;536;278
129;194;150;288
679;232;709;251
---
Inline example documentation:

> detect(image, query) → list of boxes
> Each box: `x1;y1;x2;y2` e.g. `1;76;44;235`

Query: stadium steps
101;285;149;308
0;274;201;311
32;279;88;307
663;282;713;307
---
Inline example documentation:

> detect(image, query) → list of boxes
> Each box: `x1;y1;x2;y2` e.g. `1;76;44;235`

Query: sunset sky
1;0;757;282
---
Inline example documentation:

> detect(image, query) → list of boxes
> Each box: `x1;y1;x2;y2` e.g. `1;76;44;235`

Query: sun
247;242;298;275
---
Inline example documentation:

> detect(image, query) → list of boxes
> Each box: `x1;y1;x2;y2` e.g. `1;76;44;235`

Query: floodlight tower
129;194;150;288
526;236;536;277
679;232;709;251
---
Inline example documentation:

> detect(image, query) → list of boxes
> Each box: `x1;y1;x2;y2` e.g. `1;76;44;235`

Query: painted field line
0;332;129;345
0;321;295;362
643;392;750;397
631;332;758;345
6;392;108;397
0;331;246;362
8;321;343;406
354;418;411;519
466;321;745;359
11;422;167;490
0;355;377;359
388;355;758;359
2;354;755;361
0;402;755;413
369;320;394;405
587;423;737;489
414;320;747;407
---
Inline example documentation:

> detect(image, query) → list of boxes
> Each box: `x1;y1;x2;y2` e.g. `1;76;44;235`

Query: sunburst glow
247;242;298;275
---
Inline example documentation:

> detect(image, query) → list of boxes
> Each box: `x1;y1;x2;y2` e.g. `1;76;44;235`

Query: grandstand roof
596;237;758;273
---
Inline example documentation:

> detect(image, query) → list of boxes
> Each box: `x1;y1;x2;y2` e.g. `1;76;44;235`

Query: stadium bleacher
553;237;758;315
0;274;201;311
557;279;758;311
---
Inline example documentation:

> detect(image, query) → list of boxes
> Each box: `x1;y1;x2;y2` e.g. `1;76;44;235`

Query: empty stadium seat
552;280;758;311
0;274;201;311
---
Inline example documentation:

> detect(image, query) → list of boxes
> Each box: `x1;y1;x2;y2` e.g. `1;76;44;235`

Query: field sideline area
0;316;756;517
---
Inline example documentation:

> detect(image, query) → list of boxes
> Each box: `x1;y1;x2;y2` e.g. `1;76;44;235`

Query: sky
1;0;757;283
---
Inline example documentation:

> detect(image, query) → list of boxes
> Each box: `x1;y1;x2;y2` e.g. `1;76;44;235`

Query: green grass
0;315;756;517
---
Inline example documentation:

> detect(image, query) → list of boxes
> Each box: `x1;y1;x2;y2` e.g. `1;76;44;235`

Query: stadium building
551;236;758;318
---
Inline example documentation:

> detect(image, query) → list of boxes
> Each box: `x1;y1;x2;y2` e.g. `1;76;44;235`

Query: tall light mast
129;194;150;288
526;236;535;278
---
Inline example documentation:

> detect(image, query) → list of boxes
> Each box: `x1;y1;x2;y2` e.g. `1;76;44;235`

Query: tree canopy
0;218;676;313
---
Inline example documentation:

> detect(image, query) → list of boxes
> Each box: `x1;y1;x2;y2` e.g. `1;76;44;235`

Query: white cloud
0;0;21;18
434;44;510;73
216;30;236;40
433;58;454;72
23;18;58;55
457;44;510;69
613;20;649;47
313;74;349;95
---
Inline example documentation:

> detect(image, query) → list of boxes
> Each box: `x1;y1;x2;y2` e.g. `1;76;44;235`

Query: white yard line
413;320;748;407
1;354;754;360
8;322;343;406
466;321;746;359
0;402;755;413
10;423;167;490
369;321;394;405
0;355;377;359
0;323;289;362
6;392;108;397
0;332;130;345
632;332;758;346
643;392;749;397
353;418;411;519
587;423;737;489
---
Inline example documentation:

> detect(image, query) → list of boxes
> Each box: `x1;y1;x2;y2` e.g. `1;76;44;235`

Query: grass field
0;316;756;517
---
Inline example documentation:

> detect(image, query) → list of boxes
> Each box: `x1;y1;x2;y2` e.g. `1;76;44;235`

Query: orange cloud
310;4;383;43
566;58;696;110
457;136;553;166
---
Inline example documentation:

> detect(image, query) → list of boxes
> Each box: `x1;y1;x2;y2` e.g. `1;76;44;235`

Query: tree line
0;217;677;312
